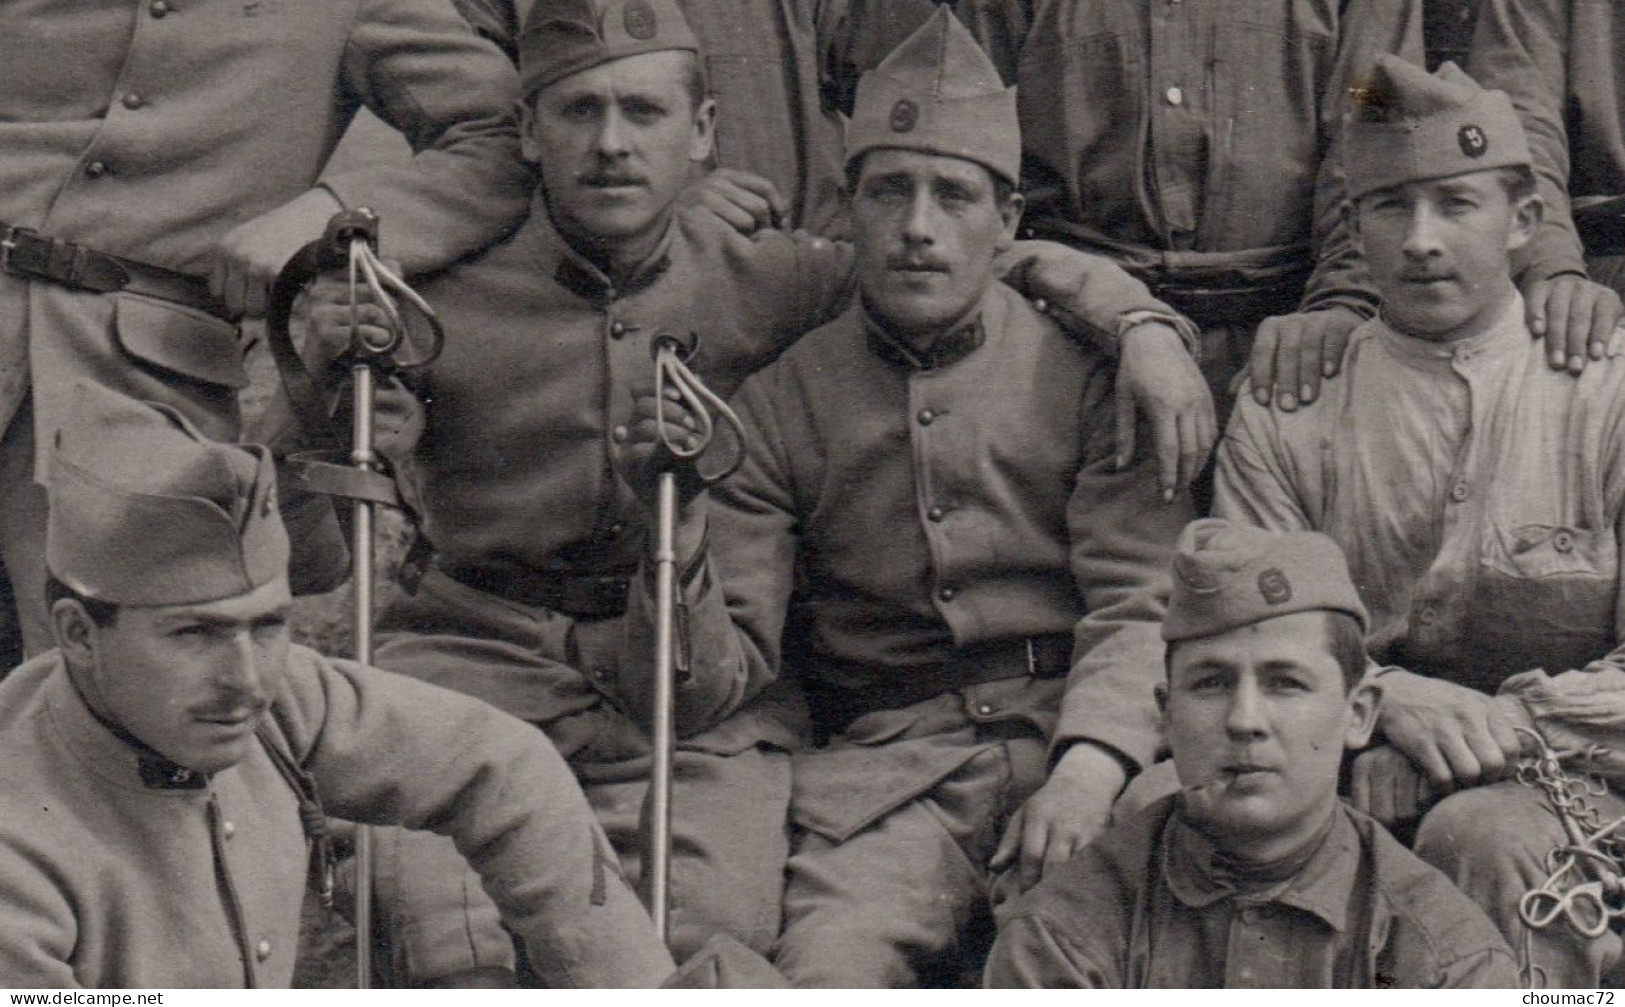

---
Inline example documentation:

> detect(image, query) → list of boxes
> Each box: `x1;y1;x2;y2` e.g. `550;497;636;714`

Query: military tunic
0;646;673;988
0;0;532;651
987;797;1519;988
1215;298;1625;985
1468;0;1625;289
640;283;1189;984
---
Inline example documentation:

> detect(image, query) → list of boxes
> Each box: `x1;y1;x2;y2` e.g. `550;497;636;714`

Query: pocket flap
114;294;248;389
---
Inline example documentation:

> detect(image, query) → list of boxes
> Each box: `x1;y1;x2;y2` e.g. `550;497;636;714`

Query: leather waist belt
808;632;1073;733
445;563;634;620
1;223;230;320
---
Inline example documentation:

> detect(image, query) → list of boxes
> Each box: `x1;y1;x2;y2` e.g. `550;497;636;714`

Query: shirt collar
1161;803;1362;933
44;656;210;792
518;191;674;306
1375;287;1527;367
863;302;987;371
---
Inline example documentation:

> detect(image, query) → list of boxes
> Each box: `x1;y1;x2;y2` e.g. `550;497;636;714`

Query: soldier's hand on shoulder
1373;668;1523;794
1523;272;1623;374
1247;306;1362;412
212;187;344;318
991;742;1126;892
1116;321;1216;501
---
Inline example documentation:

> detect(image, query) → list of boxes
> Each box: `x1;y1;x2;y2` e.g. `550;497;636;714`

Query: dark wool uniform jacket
628;283;1191;838
0;0;531;469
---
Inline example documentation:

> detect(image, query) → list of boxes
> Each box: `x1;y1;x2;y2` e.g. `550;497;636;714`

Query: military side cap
845;7;1020;186
519;0;699;96
1163;519;1368;643
47;383;289;607
1344;54;1529;201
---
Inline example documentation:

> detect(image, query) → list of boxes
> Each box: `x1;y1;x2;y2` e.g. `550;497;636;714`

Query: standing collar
1161;802;1363;933
862;298;990;371
44;656;210;792
517;191;675;306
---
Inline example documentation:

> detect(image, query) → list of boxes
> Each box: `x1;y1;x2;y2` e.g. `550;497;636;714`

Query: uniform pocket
112;293;248;389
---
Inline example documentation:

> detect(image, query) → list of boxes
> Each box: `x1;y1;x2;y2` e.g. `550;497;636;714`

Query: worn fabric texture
986;796;1518;987
0;646;674;988
1216;297;1625;983
1468;0;1625;284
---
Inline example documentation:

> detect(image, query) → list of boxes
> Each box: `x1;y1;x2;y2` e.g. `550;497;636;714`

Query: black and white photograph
1;0;1623;991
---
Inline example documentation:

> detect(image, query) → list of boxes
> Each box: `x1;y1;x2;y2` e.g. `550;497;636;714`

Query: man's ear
52;598;99;672
1507;192;1543;253
1342;199;1362;249
688;96;718;164
996;186;1025;251
1343;674;1382;751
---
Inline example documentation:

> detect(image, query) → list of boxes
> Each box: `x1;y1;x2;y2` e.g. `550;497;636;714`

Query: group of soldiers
4;0;1625;990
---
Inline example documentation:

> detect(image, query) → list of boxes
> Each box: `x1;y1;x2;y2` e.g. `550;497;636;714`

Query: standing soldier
0;385;675;988
0;0;532;655
1468;0;1625;373
616;10;1190;985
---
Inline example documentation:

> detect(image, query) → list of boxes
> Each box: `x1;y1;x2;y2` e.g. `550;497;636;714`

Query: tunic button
1165;85;1184;106
1553;530;1576;554
1239;906;1260;924
1416;604;1438;626
975;703;994;716
122;93;144;110
221;820;235;839
917;409;935;426
1031;297;1049;314
594;668;613;683
608;521;626;536
609;320;626;338
149;0;169;15
927;505;945;522
1449;482;1470;503
611;425;628;443
938;586;956;602
85;161;108;179
255;939;272;962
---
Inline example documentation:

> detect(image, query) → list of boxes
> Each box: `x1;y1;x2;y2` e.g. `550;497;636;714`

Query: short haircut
1492;164;1537;202
1166;610;1369;692
843;153;1017;206
45;575;118;628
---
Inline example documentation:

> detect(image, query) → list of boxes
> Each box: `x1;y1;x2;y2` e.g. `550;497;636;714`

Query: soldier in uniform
1468;0;1625;372
300;0;1197;983
616;10;1191;985
987;520;1519;988
1216;55;1625;987
0;0;532;656
0;384;675;988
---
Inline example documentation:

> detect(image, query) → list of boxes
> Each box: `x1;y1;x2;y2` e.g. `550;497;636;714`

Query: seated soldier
0;384;675;988
986;520;1518;988
615;10;1191;986
296;0;1204;984
1216;54;1625;986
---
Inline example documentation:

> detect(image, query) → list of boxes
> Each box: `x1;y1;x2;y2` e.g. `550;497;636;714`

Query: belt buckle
0;227;32;276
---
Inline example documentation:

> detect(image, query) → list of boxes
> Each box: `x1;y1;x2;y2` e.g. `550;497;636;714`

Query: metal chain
1512;727;1625;986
